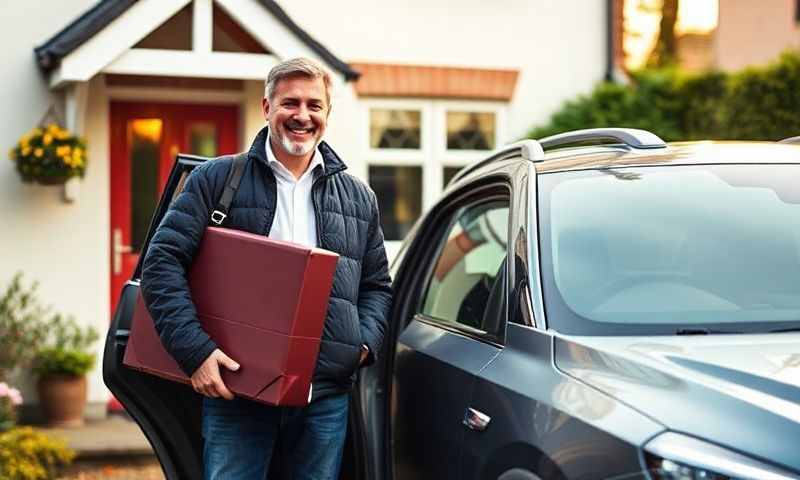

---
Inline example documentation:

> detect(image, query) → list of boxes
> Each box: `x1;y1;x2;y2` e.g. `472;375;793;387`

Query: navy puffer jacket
141;126;393;401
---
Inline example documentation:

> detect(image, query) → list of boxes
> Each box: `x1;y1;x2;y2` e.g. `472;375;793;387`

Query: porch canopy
34;0;358;131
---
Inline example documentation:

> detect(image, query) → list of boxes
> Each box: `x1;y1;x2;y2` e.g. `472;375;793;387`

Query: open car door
103;154;207;480
103;153;372;480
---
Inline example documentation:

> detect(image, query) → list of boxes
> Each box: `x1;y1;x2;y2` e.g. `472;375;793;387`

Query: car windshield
537;164;800;335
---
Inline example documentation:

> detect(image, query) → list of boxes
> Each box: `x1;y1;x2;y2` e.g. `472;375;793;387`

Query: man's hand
359;345;369;366
191;349;240;400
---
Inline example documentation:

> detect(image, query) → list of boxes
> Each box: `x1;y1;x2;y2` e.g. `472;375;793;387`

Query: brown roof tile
351;63;519;101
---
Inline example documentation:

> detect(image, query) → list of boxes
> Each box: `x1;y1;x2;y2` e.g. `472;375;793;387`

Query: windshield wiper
675;328;743;335
769;327;800;333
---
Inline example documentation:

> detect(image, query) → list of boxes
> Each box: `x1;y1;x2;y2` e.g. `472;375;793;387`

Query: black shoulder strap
210;153;247;226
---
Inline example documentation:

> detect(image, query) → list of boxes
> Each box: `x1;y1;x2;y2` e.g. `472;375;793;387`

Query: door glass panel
370;109;421;149
446;111;496;150
422;200;509;330
128;119;163;253
368;165;422;241
188;122;218;157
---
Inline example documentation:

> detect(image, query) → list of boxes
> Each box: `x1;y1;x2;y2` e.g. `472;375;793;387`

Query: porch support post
63;81;89;203
193;0;213;53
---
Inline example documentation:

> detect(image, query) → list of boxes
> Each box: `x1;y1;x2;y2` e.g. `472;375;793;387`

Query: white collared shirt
265;139;324;248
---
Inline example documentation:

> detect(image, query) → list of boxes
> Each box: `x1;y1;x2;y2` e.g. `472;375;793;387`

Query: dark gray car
104;129;800;479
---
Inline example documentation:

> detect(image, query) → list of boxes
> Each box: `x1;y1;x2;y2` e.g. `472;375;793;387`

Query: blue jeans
202;393;349;480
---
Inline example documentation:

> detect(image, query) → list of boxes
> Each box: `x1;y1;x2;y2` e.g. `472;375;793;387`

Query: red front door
109;102;240;316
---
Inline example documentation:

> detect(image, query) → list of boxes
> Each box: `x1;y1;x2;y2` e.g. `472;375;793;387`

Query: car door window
421;199;509;332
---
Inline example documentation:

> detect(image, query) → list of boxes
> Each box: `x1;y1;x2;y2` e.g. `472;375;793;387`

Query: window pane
446;111;495;150
443;166;462;187
370;109;421;149
368;166;422;241
422;201;509;330
187;122;218;157
128;119;163;253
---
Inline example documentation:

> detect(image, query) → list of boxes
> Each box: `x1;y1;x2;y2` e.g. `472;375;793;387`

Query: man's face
262;75;329;158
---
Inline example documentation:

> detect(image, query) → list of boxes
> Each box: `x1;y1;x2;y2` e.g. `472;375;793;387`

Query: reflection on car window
422;200;509;331
538;164;800;334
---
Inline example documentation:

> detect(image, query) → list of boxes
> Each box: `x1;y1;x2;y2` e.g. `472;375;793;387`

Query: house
625;0;800;72
1;0;613;418
708;0;800;70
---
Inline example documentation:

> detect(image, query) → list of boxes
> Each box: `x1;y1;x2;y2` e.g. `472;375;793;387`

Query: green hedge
527;50;800;142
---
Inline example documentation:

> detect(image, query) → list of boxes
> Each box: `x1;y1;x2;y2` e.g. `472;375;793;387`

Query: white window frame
361;99;432;163
361;97;508;255
436;99;508;167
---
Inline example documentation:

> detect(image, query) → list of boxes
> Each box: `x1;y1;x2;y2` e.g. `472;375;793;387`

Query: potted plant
33;315;98;428
8;123;87;185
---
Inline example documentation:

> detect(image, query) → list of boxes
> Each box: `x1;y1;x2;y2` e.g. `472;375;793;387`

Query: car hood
553;333;800;474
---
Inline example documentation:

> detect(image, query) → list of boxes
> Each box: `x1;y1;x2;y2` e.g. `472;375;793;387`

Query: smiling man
140;58;393;480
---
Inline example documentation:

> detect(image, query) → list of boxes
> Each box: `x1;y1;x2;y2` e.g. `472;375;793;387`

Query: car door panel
392;318;499;480
103;155;206;480
103;280;203;479
390;189;511;480
459;324;660;480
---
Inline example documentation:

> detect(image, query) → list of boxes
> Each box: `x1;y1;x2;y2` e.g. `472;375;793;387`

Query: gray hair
264;57;332;105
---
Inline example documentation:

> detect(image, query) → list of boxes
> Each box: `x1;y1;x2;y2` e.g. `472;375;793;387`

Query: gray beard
272;129;316;157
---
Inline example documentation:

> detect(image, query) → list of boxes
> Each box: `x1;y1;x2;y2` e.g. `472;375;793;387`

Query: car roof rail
446;128;665;186
778;136;800;145
537;128;667;153
446;139;544;186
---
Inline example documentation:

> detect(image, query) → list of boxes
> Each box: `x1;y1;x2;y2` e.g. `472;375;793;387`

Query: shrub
0;274;51;380
723;51;800;140
0;427;74;480
527;50;800;142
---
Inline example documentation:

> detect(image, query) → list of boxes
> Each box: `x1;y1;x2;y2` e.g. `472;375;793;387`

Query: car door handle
463;407;491;431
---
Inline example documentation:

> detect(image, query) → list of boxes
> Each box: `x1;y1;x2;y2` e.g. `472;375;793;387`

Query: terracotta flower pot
37;375;87;427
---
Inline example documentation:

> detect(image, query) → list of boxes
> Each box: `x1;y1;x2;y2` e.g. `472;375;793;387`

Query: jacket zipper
311;174;324;247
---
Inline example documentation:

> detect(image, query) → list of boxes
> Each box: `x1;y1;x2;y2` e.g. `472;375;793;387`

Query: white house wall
0;0;108;408
280;0;608;140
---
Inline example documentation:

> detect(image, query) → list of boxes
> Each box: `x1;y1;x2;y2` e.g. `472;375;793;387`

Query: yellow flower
56;130;69;140
34;148;43;158
43;133;53;146
31;128;42;137
47;123;60;134
56;145;71;157
22;146;31;156
73;147;83;158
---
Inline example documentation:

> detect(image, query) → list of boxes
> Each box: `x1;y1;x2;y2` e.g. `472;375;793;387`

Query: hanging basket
30;174;72;186
9;123;87;186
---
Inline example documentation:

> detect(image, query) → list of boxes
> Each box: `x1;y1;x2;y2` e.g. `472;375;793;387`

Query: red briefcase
123;226;339;406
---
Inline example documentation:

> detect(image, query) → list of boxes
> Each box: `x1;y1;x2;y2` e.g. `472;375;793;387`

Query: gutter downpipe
606;0;615;82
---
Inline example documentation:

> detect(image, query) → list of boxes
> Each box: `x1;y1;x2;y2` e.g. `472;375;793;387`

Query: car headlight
643;432;797;480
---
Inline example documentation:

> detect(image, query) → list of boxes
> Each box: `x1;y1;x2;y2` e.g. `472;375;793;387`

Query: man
141;57;393;480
